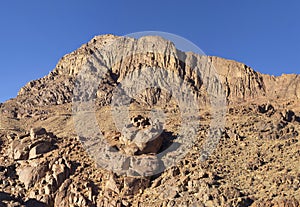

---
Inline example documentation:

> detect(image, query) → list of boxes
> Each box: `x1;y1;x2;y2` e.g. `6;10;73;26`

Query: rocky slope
0;34;299;207
14;35;300;108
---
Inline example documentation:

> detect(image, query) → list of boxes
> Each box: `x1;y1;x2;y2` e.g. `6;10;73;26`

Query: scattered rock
122;176;150;196
29;141;52;159
105;175;120;194
131;115;150;129
281;109;300;123
258;103;275;114
54;179;92;207
10;139;30;160
16;161;48;189
251;197;299;207
30;127;47;140
0;34;300;206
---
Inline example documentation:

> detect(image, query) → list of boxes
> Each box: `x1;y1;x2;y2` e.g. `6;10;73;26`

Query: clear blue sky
0;0;299;102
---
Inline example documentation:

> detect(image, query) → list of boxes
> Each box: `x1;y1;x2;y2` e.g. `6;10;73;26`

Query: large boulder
16;161;48;189
120;116;164;155
29;141;53;159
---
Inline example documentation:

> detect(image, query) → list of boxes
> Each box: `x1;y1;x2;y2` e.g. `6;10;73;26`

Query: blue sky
0;0;299;102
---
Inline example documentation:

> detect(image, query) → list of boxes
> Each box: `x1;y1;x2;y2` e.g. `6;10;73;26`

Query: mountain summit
0;35;299;207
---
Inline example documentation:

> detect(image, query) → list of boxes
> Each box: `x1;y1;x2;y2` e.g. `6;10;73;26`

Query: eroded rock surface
0;34;299;206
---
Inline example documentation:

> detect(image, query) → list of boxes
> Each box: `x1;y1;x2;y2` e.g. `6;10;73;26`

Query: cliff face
0;35;299;207
263;73;300;99
15;35;299;111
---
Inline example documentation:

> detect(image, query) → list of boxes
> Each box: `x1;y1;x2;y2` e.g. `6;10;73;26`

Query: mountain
0;34;299;207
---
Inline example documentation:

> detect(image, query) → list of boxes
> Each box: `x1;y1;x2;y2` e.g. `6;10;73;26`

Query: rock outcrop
0;34;299;206
7;35;296;117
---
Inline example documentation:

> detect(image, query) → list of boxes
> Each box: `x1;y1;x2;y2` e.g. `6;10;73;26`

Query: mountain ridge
0;34;299;207
6;35;297;113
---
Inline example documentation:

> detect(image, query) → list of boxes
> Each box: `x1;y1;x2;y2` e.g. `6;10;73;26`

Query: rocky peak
12;34;300;112
0;34;299;206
